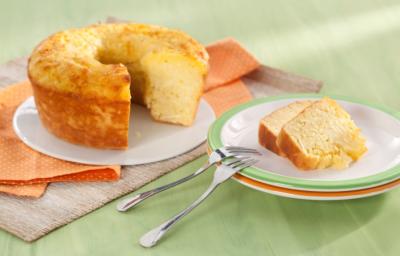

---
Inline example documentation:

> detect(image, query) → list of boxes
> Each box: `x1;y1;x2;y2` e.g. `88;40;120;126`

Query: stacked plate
207;94;400;200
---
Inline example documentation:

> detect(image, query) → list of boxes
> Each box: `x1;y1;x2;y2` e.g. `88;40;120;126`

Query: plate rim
231;173;400;201
208;93;400;191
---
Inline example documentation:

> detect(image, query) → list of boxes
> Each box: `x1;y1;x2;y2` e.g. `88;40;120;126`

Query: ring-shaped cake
28;23;209;149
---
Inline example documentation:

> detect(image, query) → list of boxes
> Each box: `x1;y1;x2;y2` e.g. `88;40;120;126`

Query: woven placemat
0;52;322;242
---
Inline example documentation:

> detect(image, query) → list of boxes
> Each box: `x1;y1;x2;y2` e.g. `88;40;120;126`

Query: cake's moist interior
98;55;148;106
95;35;204;126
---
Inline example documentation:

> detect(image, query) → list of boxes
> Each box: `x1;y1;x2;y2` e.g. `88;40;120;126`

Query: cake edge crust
30;79;131;150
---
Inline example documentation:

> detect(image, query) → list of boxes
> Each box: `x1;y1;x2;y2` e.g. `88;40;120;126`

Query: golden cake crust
31;80;131;149
28;23;208;100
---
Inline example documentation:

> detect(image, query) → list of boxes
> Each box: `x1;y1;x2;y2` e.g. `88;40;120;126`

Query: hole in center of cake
97;53;149;107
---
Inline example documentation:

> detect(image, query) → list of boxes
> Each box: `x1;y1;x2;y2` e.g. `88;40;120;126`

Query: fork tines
225;157;258;170
225;146;260;154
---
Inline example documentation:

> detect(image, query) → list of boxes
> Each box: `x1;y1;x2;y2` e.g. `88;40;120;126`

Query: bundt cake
28;23;209;149
276;97;367;170
259;100;312;156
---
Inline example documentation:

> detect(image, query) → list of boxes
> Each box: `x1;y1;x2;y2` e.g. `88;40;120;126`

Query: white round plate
13;96;215;165
208;94;400;192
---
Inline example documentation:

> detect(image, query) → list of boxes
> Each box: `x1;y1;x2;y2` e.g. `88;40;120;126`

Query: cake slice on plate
277;97;367;170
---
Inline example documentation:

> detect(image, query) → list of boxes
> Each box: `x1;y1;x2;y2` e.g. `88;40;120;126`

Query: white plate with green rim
207;94;400;192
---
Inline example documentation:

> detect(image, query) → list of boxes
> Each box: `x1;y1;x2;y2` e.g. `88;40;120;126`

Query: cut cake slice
277;97;367;170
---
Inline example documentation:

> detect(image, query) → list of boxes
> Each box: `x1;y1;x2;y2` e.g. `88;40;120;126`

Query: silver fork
139;157;258;247
116;146;259;212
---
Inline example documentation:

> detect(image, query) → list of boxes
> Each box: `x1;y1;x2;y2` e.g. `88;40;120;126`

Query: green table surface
1;0;400;255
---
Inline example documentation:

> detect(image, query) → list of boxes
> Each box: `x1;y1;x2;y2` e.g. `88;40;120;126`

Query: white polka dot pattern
0;82;120;197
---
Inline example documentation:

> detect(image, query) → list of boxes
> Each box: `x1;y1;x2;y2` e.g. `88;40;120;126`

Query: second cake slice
277;97;367;170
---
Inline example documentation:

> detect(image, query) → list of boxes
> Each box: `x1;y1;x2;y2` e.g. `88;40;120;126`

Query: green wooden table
1;0;400;255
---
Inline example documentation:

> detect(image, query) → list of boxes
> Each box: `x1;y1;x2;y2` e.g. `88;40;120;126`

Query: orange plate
233;173;400;198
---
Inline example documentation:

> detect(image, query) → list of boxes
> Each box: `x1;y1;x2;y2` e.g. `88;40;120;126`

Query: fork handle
139;182;219;248
116;161;211;212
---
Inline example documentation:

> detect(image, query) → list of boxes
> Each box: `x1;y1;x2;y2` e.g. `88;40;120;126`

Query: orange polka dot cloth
0;38;259;198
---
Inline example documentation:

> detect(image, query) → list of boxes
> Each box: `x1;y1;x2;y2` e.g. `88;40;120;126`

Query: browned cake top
28;23;209;101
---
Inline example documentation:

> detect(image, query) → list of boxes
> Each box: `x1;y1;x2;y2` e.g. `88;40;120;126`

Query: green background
1;0;400;255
